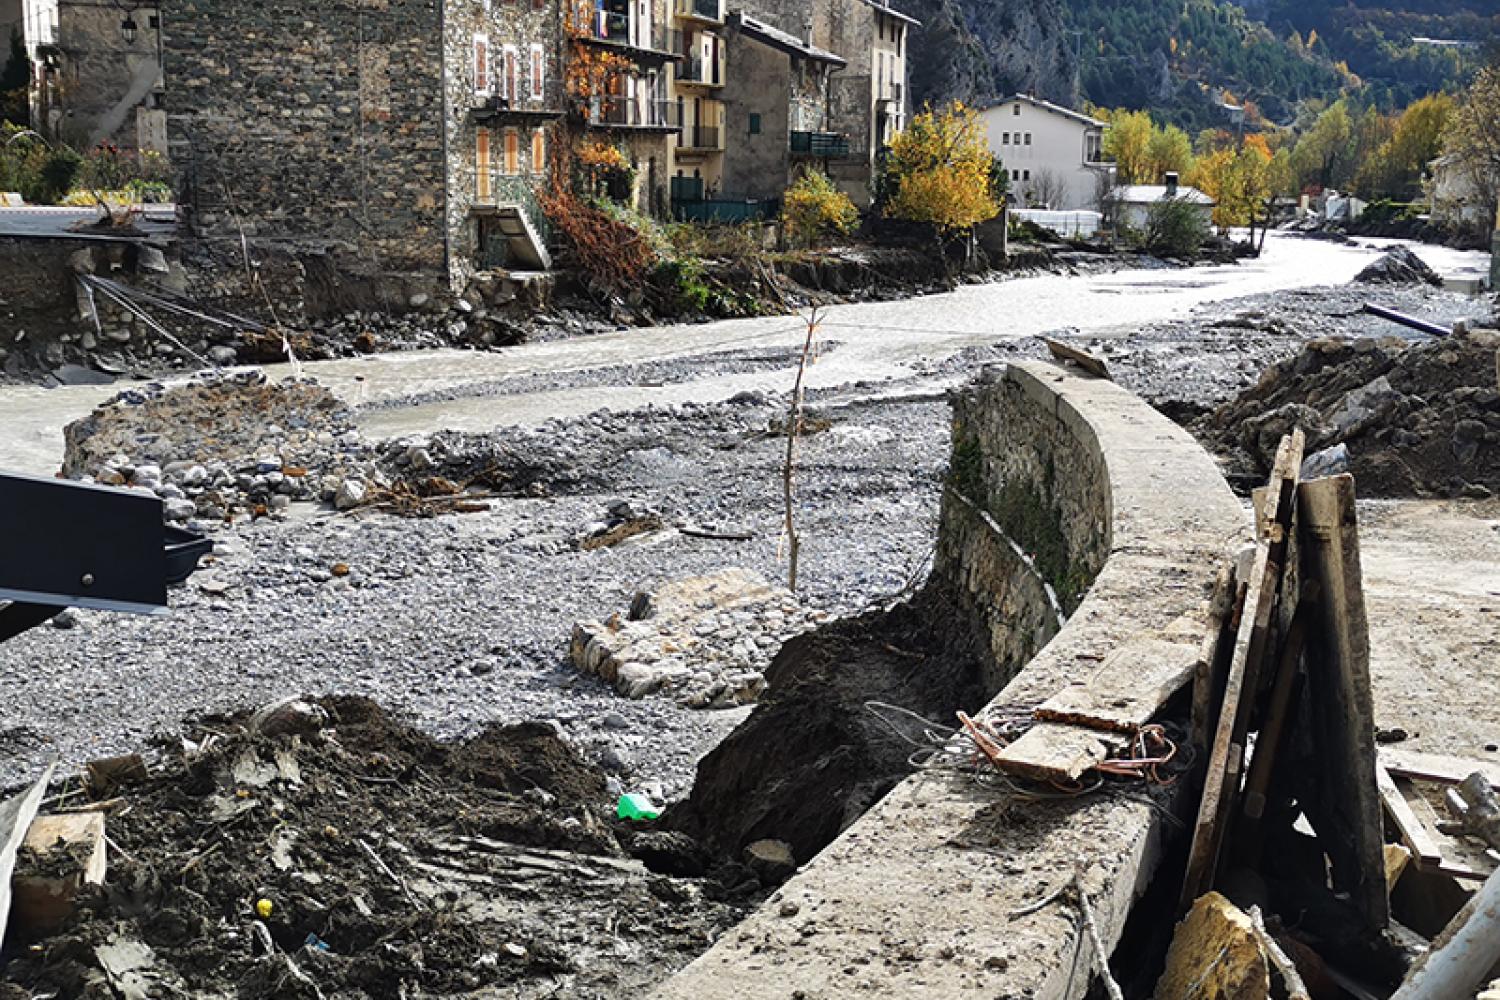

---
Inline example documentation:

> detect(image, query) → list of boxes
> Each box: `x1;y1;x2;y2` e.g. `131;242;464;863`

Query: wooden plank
1377;764;1444;869
992;723;1130;784
1379;749;1500;791
995;637;1200;782
11;812;108;935
1181;430;1304;911
0;762;56;951
1297;474;1389;931
1043;337;1111;380
1032;638;1203;733
1192;555;1244;751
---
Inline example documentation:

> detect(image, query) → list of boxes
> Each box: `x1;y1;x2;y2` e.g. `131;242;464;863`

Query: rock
408;292;430;309
598;746;633;775
208;346;238;366
162;498;197;521
600;712;630;731
1329;376;1403;438
50;610;78;630
616;662;660;700
334;479;367;511
1354;247;1442;287
743;839;797;885
249;697;329;738
1156;892;1269;999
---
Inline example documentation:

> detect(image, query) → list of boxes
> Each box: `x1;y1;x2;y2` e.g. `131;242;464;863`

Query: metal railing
677;125;723;151
677;52;723;85
878;82;904;104
674;0;723;22
789;130;851;158
587;11;667;50
592;97;675;128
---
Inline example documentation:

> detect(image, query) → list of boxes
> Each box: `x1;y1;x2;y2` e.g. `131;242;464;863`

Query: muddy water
0;233;1484;476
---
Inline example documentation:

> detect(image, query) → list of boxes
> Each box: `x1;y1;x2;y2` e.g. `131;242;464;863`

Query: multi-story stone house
664;0;726;205
575;0;678;214
719;12;843;204
21;0;166;155
731;0;914;206
165;0;561;303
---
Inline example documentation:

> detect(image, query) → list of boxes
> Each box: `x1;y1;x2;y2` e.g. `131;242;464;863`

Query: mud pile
0;697;746;1000
1197;327;1500;498
666;582;992;867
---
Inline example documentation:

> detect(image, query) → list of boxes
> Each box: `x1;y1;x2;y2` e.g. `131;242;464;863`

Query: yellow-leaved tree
882;102;1002;234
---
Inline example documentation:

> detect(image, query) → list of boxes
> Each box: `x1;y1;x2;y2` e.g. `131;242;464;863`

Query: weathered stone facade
23;0;166;153
720;13;840;204
165;0;564;302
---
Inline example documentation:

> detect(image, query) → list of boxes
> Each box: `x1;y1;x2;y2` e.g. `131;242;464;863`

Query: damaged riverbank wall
654;361;1248;999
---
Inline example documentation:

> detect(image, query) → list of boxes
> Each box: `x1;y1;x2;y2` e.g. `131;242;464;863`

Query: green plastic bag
616;792;661;821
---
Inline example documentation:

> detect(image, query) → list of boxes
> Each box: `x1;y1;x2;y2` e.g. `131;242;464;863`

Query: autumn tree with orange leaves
882;102;1003;234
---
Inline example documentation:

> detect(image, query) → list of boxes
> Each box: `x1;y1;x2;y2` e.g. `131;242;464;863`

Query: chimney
1164;172;1179;196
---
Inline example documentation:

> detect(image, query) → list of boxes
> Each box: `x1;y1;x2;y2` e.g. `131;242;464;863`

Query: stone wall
164;0;448;289
939;363;1110;690
654;360;1248;1000
720;26;791;202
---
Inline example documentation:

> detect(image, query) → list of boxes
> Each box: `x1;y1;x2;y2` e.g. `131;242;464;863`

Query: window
532;129;546;173
530;44;544;99
1002;132;1010;145
474;35;490;94
503;129;519;175
1023;169;1030;180
476;130;492;200
1024;132;1031;145
148;14;159;28
1012;104;1020;116
504;46;519;102
748;112;761;135
1011;169;1019;181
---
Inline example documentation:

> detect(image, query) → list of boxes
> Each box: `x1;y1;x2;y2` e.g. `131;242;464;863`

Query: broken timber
1379;749;1500;791
0;762;57;950
1296;474;1388;929
1043;337;1112;380
1181;430;1304;909
995;636;1203;782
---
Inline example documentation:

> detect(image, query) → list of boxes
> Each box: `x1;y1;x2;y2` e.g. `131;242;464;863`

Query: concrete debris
570;569;828;708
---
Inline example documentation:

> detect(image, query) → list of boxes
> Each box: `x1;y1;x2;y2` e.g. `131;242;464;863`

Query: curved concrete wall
654;360;1249;1000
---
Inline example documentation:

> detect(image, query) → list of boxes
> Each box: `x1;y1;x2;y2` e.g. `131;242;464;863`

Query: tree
1290;99;1352;191
1098;107;1196;185
1355;93;1454;201
1026;168;1067;209
883;102;1001;234
1440;63;1500;235
782;169;858;247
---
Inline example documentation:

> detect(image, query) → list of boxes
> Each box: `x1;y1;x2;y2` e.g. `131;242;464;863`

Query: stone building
165;0;559;304
719;12;842;203
732;0;913;206
21;0;166;154
665;0;726;203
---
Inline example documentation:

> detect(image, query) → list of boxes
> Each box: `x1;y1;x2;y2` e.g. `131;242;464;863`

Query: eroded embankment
655;360;1249;999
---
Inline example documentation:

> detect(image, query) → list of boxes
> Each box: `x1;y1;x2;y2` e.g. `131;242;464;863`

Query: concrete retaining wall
654;360;1248;999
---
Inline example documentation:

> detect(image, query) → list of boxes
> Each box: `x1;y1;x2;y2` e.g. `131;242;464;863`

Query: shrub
781;169;857;248
1144;196;1209;258
33;146;82;203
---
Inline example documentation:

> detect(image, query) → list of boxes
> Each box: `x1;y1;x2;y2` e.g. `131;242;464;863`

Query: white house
1113;173;1215;231
979;94;1114;211
1429;154;1495;229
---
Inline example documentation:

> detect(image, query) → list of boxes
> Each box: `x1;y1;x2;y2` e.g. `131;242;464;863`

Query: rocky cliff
903;0;1077;110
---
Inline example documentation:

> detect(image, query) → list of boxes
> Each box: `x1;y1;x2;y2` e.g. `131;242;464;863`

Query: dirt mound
0;697;744;999
1197;327;1500;497
664;582;991;868
1353;247;1442;287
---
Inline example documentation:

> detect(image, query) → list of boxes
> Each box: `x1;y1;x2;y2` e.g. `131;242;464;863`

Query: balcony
582;12;675;61
676;52;724;87
876;82;904;107
677;124;724;152
590;96;677;130
674;0;724;24
790;130;851;158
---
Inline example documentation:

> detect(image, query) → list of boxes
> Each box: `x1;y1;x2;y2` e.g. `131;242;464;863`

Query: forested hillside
903;0;1494;130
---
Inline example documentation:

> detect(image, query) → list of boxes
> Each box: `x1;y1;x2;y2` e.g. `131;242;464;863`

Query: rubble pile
60;371;379;523
570;569;830;708
1353;247;1444;287
0;697;748;1000
1197;326;1500;497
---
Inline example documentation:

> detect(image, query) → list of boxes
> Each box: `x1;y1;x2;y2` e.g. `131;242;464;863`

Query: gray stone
744;839;797;885
335;479;367;511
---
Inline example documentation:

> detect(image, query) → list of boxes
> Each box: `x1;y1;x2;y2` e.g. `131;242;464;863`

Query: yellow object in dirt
255;898;273;919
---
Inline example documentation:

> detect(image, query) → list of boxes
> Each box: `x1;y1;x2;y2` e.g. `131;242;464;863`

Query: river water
0;233;1488;476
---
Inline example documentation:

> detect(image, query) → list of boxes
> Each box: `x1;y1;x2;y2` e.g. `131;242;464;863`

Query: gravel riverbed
1;272;1492;798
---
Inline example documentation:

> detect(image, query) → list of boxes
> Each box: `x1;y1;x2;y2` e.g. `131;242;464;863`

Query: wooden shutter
476;130;492;199
504;130;519;175
532;129;546;173
474;36;488;93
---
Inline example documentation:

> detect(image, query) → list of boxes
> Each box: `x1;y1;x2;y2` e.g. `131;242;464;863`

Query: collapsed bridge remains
655;360;1249;998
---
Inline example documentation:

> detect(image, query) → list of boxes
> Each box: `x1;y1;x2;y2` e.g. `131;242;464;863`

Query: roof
1114;184;1215;206
734;13;846;65
856;0;919;27
983;93;1105;129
